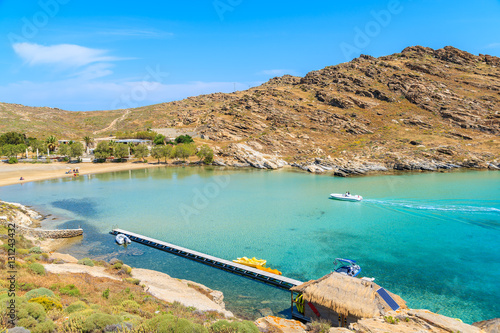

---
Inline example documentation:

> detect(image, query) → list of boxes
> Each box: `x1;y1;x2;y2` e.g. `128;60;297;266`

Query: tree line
0;131;213;164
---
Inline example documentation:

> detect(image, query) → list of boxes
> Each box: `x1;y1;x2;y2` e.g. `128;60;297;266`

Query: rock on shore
255;309;495;333
131;268;233;318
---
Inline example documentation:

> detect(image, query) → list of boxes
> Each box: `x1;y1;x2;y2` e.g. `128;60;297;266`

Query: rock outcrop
131;268;233;318
254;309;493;333
473;318;500;333
254;316;307;333
353;309;484;333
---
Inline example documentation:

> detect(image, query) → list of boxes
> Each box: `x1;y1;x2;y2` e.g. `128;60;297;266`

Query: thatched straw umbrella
290;272;407;319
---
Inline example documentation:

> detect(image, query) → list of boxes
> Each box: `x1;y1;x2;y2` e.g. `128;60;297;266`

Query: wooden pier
110;229;303;290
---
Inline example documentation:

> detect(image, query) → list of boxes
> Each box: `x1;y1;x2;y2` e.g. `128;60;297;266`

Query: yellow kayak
233;257;267;268
256;265;282;276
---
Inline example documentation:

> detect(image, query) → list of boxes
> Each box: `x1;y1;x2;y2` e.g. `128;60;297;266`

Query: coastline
1;159;498;189
0;161;165;188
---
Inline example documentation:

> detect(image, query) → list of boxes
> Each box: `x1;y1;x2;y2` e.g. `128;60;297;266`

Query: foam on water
1;168;498;322
365;199;500;214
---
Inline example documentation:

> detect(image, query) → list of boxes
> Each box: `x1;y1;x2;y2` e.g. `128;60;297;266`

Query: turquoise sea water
1;168;499;323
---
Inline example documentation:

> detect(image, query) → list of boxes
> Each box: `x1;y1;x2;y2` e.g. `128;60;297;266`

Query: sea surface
1;167;499;323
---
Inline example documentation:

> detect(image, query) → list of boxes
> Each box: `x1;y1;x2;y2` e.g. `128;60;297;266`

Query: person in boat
345;191;350;196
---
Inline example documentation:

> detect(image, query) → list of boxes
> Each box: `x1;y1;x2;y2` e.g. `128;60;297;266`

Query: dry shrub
307;319;332;333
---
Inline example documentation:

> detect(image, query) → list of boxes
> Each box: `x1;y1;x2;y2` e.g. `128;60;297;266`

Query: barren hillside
1;46;499;173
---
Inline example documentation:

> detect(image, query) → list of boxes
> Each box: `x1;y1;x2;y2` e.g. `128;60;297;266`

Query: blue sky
0;0;499;111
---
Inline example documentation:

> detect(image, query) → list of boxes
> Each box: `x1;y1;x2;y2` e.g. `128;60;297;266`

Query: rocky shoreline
211;142;499;176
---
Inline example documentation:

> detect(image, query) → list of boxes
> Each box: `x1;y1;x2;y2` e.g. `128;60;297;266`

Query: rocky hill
1;46;499;174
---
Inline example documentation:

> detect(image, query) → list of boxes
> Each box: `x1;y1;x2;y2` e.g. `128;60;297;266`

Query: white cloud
6;42;258;111
485;42;500;49
71;63;115;80
98;29;174;38
12;42;122;67
257;69;295;76
0;79;255;111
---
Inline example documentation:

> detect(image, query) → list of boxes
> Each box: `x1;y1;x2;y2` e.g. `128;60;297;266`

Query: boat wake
364;199;500;214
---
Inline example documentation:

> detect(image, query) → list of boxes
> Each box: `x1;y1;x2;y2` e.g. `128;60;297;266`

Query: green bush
77;258;95;266
29;246;43;253
113;262;123;270
211;320;259;333
18;302;46;322
102;288;110;299
28;254;41;262
175;134;194;144
65;309;95;332
25;287;55;300
18;282;36;291
60;284;81;297
140;314;208;333
17;248;30;255
28;263;45;275
8;157;18;164
17;316;38;329
29;296;63;311
307;319;332;333
82;312;122;332
121;264;132;274
32;319;56;333
121;300;140;314
66;301;89;313
123;278;140;285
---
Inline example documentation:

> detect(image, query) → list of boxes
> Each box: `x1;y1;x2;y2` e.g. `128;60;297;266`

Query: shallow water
1;167;499;322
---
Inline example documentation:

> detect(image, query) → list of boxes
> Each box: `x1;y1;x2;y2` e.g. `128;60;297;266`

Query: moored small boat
115;233;131;245
329;193;363;201
333;258;361;277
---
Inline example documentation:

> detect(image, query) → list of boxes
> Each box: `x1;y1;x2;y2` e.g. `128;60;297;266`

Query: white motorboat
333;258;361;277
115;233;131;245
329;193;363;202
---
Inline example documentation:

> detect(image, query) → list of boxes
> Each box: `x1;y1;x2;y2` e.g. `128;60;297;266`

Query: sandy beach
0;161;164;187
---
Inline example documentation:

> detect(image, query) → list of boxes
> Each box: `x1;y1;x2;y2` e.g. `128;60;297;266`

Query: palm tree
108;140;116;156
46;135;57;152
83;136;94;149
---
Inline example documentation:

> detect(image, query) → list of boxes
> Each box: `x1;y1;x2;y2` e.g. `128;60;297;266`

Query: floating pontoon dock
110;228;303;290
